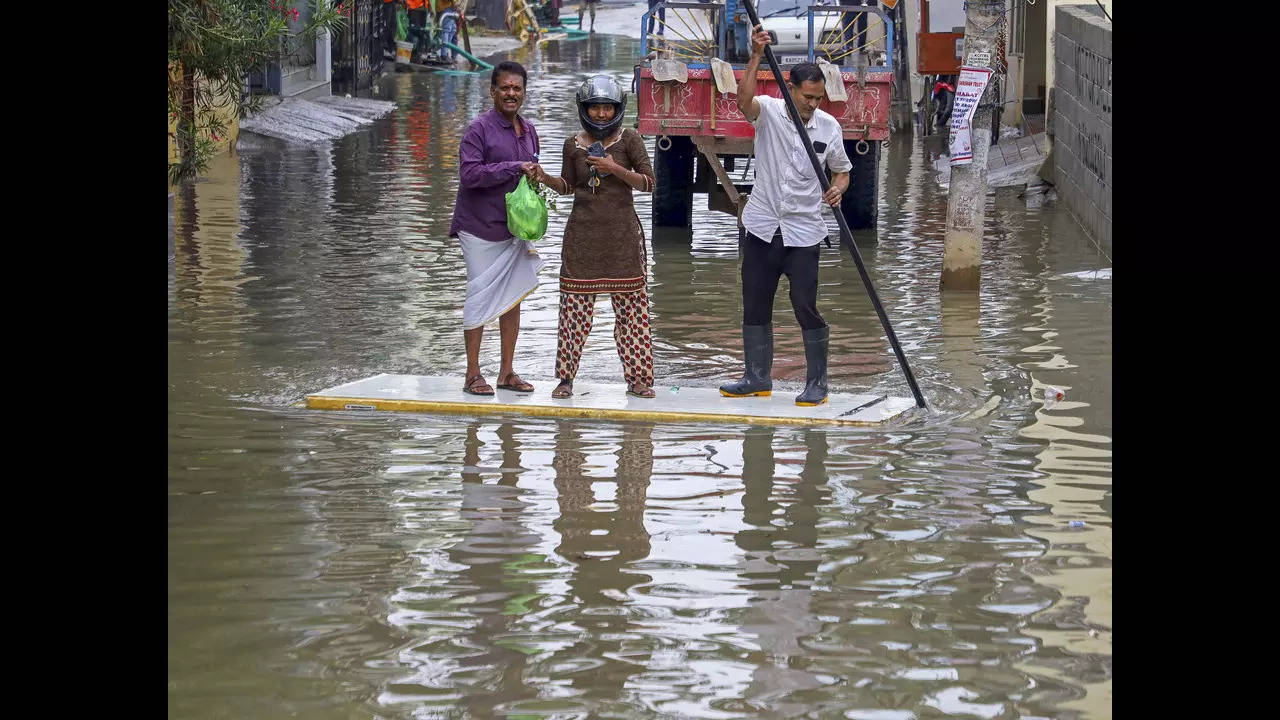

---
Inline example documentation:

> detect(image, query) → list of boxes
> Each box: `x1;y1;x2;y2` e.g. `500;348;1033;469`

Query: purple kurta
448;108;541;242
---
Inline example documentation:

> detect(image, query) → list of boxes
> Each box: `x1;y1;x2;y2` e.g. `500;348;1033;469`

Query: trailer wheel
653;135;695;230
842;138;879;232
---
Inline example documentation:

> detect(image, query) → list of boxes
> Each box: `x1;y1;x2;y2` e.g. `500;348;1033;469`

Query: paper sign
652;58;688;83
967;51;991;67
711;58;738;94
949;65;993;166
817;58;847;102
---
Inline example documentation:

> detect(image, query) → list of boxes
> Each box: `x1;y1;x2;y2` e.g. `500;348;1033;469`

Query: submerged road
169;24;1113;720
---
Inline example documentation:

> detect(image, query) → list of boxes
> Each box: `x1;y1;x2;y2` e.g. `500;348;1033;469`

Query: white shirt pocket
788;145;828;182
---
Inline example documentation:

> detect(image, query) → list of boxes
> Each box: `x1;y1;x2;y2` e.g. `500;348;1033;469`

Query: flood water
169;34;1112;719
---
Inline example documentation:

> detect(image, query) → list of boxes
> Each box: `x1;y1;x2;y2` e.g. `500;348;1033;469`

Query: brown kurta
557;128;656;294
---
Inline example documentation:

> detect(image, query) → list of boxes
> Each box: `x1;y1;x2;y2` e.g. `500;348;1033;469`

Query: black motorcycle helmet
576;75;627;141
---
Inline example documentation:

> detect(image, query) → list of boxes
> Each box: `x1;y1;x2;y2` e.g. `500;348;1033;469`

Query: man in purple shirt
449;61;546;396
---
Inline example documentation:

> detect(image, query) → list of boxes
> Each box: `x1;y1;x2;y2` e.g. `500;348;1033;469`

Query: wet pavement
169;31;1112;720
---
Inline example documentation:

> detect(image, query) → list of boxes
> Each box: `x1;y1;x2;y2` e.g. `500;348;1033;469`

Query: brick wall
1050;5;1111;247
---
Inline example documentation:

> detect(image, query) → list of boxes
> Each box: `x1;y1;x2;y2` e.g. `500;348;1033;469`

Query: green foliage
167;1;349;185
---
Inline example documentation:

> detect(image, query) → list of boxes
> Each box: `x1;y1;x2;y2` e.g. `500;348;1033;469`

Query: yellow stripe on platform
305;374;915;427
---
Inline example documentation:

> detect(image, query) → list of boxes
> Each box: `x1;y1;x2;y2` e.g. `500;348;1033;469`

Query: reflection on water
169;33;1111;719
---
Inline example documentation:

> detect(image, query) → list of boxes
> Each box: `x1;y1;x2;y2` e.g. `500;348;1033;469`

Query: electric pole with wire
940;0;1004;291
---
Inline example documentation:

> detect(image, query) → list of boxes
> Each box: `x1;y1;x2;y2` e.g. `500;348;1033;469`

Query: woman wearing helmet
531;75;658;399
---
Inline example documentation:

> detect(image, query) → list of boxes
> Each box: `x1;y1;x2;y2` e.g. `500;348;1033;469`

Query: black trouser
384;3;398;53
407;9;428;52
646;5;666;35
742;230;827;331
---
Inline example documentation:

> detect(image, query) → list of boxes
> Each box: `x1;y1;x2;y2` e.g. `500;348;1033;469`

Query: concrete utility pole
940;0;1002;292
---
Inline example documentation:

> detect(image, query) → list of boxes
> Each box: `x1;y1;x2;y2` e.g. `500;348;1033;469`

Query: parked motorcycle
922;73;1002;149
931;74;957;134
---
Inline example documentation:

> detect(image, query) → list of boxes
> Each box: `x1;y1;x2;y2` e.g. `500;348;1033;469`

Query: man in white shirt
719;24;852;407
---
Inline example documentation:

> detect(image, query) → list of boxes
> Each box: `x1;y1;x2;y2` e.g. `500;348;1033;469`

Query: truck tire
841;139;879;232
653;135;695;229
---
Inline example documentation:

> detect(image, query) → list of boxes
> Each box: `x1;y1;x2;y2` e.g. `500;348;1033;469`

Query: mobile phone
586;141;611;178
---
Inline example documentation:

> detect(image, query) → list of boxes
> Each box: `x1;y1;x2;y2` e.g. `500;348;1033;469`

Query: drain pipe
442;41;492;71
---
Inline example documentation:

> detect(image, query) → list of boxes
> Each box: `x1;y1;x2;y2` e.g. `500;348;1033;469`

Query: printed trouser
556;289;654;387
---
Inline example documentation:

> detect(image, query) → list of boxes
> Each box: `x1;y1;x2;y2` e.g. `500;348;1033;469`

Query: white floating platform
306;374;915;427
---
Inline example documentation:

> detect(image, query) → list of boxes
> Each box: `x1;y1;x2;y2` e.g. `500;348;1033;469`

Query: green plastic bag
505;176;548;241
396;7;408;42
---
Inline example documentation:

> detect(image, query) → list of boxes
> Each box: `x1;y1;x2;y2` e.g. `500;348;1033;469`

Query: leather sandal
496;372;534;393
462;374;494;396
552;379;573;398
626;382;656;399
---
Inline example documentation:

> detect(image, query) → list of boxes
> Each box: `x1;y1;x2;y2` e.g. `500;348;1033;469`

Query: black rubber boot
720;324;773;397
795;326;829;406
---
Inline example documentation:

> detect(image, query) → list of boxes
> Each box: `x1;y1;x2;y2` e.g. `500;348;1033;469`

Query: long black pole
739;0;926;409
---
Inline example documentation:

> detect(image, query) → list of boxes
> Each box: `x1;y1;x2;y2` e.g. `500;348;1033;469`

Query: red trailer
634;2;897;236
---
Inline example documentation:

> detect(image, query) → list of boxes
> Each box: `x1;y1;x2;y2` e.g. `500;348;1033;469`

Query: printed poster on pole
948;65;994;166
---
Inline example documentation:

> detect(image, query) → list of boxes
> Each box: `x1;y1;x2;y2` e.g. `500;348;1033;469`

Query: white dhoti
457;230;545;331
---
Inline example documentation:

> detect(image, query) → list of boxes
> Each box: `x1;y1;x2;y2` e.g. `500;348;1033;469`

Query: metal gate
333;0;385;94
